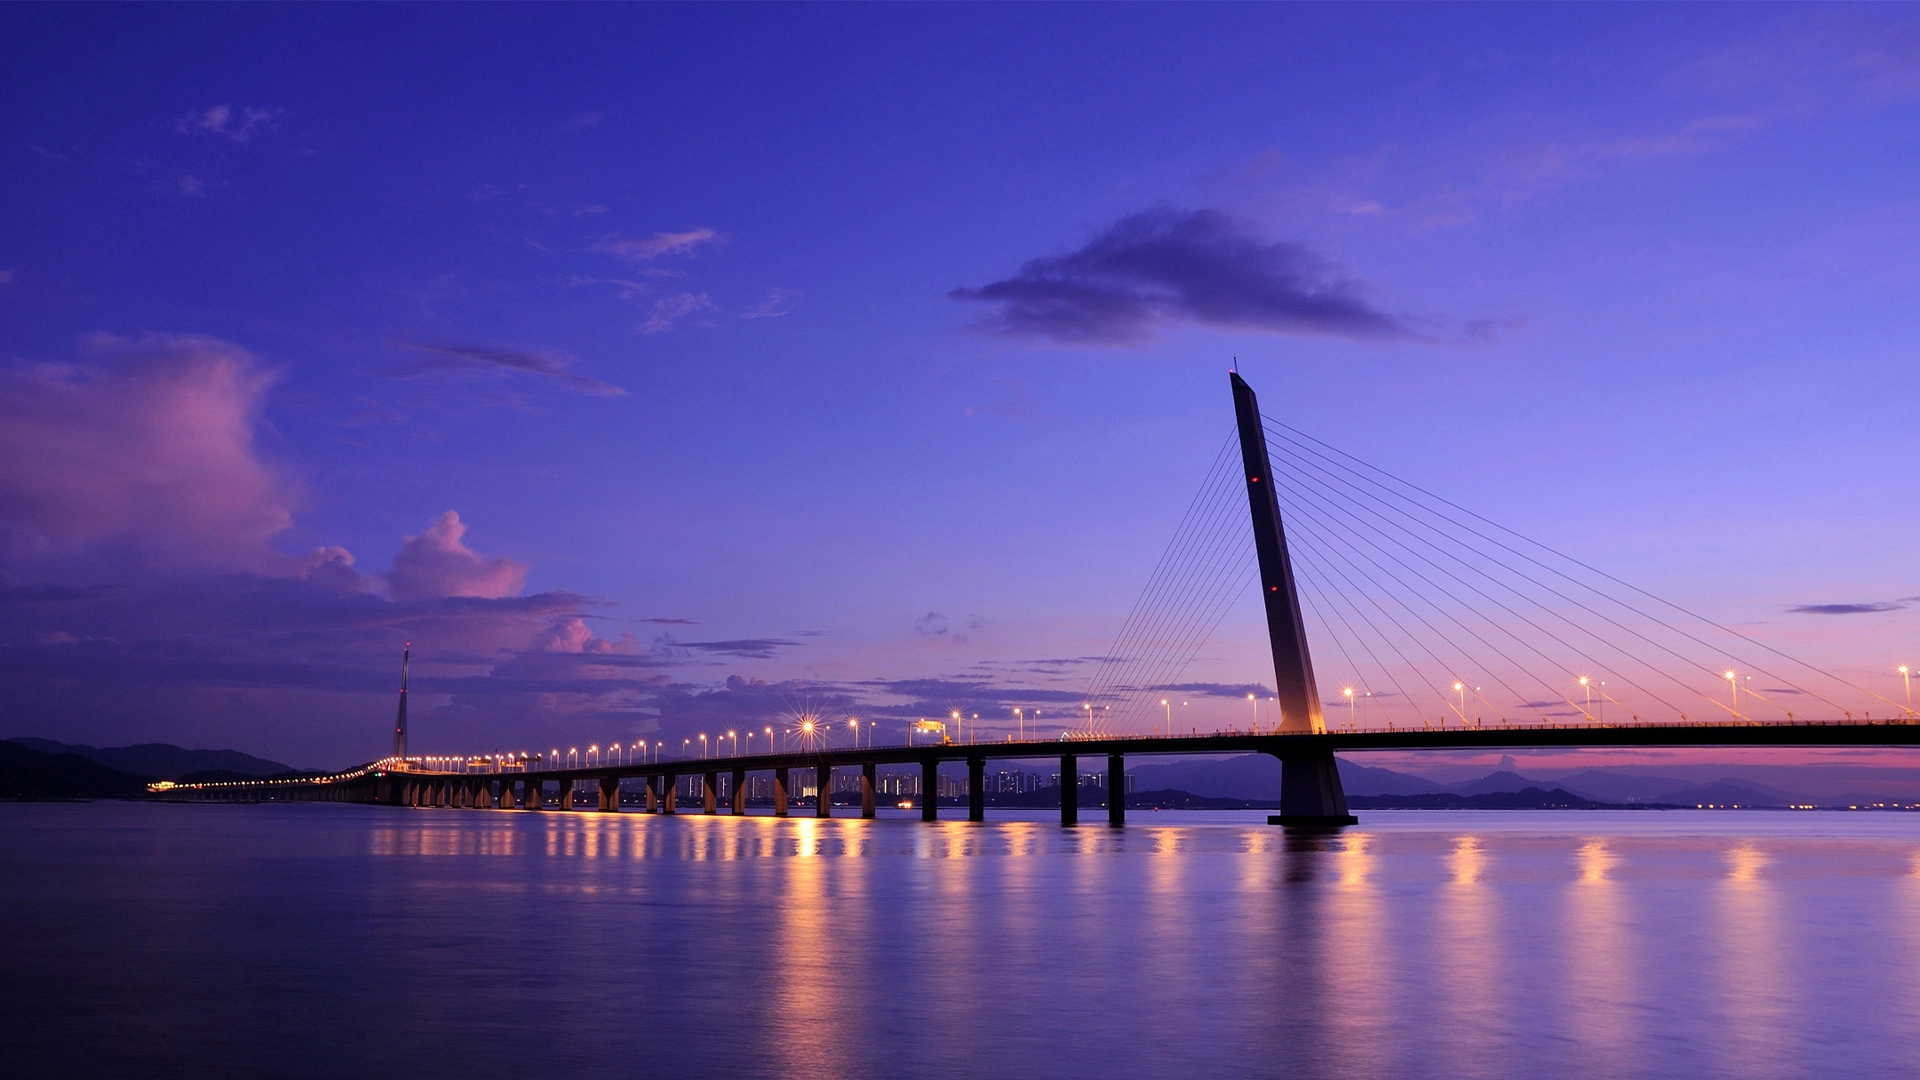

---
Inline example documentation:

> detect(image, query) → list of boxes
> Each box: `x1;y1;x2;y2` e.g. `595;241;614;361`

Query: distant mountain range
1126;753;1919;809
2;738;302;800
9;738;292;780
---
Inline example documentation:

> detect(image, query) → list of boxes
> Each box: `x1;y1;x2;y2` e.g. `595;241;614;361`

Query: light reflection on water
8;805;1920;1079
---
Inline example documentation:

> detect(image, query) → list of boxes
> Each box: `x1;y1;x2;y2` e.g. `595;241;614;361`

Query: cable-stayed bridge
161;372;1920;825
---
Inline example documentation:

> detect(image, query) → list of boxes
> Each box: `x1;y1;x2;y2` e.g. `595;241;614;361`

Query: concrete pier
968;757;985;822
774;768;790;817
644;775;659;813
861;762;876;819
815;764;831;818
703;771;718;814
557;777;574;811
731;769;747;814
599;776;620;812
1108;753;1125;827
1060;754;1077;826
921;759;938;821
661;772;677;814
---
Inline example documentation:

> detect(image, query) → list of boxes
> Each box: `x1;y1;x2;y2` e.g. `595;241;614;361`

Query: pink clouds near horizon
385;510;530;602
0;333;297;569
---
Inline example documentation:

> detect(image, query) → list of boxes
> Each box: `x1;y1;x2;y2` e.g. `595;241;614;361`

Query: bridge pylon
1230;371;1356;826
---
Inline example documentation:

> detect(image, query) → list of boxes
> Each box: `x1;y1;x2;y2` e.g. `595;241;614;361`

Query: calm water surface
7;802;1920;1078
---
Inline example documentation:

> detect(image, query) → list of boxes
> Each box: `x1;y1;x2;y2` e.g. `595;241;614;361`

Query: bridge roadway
164;717;1920;825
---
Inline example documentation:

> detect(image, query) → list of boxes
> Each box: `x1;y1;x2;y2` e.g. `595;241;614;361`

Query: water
7;803;1920;1079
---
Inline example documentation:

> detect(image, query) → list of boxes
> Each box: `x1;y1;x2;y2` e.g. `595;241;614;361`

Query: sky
1;4;1917;772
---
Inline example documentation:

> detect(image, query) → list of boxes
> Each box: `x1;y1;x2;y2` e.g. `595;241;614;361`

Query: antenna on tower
391;643;410;760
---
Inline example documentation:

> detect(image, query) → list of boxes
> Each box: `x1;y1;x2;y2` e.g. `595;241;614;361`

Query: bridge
161;372;1920;824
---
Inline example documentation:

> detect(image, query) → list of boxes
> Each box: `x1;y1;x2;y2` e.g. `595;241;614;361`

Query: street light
1725;671;1740;721
1247;692;1257;733
1453;683;1466;727
1579;676;1592;722
1160;699;1170;737
1901;665;1913;719
682;738;690;759
1015;707;1025;741
1343;687;1355;730
729;730;738;756
765;726;774;753
700;733;709;759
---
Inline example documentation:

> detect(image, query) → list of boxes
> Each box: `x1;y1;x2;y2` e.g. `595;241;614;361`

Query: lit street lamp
1901;665;1913;719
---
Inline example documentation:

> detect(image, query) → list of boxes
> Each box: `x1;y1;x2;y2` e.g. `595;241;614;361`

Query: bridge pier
523;778;543;810
774;768;790;817
661;772;677;814
558;778;575;811
704;772;719;814
599;776;620;812
921;759;938;821
474;778;496;809
1267;750;1357;827
732;768;747;814
968;757;985;822
1060;754;1078;827
643;775;659;812
815;764;832;818
861;762;876;819
1109;753;1125;827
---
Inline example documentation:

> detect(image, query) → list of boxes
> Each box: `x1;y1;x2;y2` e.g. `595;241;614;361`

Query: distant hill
0;740;153;799
1351;787;1611;810
8;738;291;780
1651;779;1799;809
1126;753;1442;799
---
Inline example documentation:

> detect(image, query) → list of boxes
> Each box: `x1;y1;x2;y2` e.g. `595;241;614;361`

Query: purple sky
2;5;1917;770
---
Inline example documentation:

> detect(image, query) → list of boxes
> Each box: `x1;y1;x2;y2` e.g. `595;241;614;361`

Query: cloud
656;636;800;660
1158;681;1275;699
0;333;296;569
1787;601;1905;615
388;341;626;397
950;206;1418;345
740;287;803;320
172;104;282;143
593;227;719;263
639;292;717;334
641;617;698;625
385;511;529;602
172;176;207;197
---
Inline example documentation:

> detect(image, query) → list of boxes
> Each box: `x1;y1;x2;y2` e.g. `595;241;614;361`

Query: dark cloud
659;637;800;660
1156;681;1275;699
950;207;1418;345
641;617;698;625
388;341;626;398
1787;601;1905;615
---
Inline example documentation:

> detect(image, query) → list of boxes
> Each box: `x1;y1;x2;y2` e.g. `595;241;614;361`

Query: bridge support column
1266;750;1357;827
475;779;496;809
968;757;985;822
661;773;677;814
921;759;938;821
815;764;832;818
644;775;658;812
861;762;876;819
523;779;543;810
774;768;790;816
599;776;620;812
732;769;747;815
1108;753;1125;827
557;778;575;811
1060;754;1078;827
704;772;718;814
